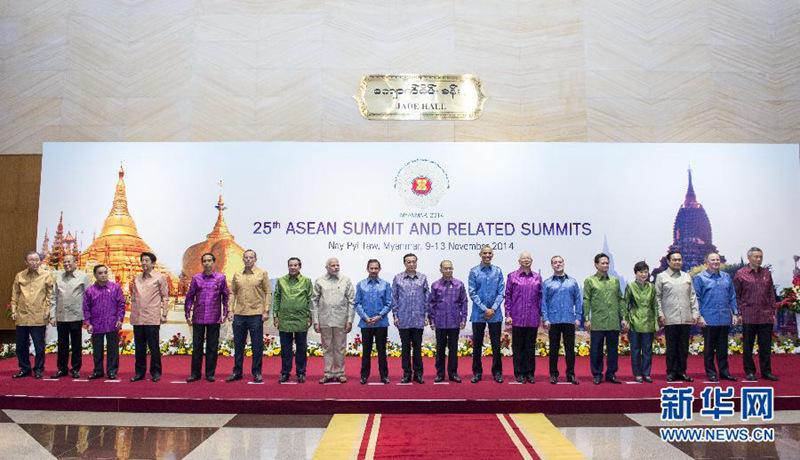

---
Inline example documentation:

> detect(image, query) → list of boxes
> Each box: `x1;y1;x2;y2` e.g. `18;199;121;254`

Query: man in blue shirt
543;255;582;385
693;252;739;382
355;259;392;385
468;245;505;383
392;253;429;384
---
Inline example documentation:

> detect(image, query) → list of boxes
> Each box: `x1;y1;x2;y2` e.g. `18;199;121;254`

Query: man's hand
261;312;268;322
460;321;465;330
574;319;581;328
161;315;167;324
227;312;234;322
733;315;741;326
698;316;707;328
49;318;56;327
115;321;122;330
658;316;665;327
504;317;512;326
394;317;399;327
314;324;321;333
585;320;591;331
621;320;629;332
430;323;435;331
370;316;381;324
306;318;312;327
274;318;280;328
346;322;352;333
484;308;495;320
87;324;94;333
11;313;17;321
544;320;551;330
186;318;192;327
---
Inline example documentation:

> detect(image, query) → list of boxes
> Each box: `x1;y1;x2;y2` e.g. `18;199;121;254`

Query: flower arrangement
776;276;800;314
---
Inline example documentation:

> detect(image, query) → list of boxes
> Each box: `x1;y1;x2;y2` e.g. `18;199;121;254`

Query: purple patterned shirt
184;272;229;325
391;272;429;329
504;269;543;328
429;277;468;329
82;282;126;334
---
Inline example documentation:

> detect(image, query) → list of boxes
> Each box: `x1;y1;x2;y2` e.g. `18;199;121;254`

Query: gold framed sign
354;74;487;121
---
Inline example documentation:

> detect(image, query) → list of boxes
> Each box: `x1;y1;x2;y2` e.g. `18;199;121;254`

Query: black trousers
548;323;576;377
743;323;773;376
664;324;691;376
472;322;502;377
399;328;423;377
56;320;83;373
16;325;46;374
191;323;220;378
361;327;388;379
435;328;459;378
232;315;264;377
133;325;161;377
91;332;119;375
512;326;537;377
703;325;730;378
279;331;308;376
589;330;619;378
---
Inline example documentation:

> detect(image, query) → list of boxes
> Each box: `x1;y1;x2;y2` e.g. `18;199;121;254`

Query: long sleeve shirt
583;273;625;331
273;274;313;332
11;268;54;327
184;272;229;325
312;273;355;328
130;272;169;326
429;277;468;329
354;277;392;328
623;280;658;333
230;267;271;316
504;269;543;327
82;282;126;334
655;269;699;326
51;270;89;323
391;272;429;329
693;270;738;327
733;266;776;325
468;264;504;323
542;274;582;325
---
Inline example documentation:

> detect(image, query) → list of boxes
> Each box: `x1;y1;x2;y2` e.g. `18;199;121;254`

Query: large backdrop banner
38;142;799;340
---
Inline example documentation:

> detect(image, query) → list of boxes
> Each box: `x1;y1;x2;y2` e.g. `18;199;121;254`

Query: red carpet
0;355;797;414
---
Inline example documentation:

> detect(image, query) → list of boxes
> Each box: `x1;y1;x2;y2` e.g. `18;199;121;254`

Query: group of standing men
10;245;779;385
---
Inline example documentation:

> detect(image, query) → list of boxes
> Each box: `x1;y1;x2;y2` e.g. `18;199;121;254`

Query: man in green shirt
583;253;628;385
273;257;313;383
623;261;659;383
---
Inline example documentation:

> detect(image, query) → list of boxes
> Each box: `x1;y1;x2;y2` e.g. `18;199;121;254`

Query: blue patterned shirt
391;272;429;329
543;274;583;324
468;264;504;323
354;277;392;328
693;269;739;327
429;277;468;329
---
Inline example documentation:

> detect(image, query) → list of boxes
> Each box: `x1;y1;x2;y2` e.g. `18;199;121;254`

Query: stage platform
0;355;796;414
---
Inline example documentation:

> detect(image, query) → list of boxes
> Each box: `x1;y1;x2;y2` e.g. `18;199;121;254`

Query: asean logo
395;159;449;209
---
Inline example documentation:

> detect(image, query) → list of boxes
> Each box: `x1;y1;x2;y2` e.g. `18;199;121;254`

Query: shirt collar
439;277;454;285
668;268;682;277
63;270;76;280
518;270;533;277
595;272;609;280
202;271;216;279
326;273;339;281
403;272;418;280
367;277;380;284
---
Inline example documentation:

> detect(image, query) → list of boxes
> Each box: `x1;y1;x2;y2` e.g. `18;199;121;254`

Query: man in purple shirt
392;253;429;384
504;251;543;383
429;260;468;383
83;265;126;380
184;253;229;382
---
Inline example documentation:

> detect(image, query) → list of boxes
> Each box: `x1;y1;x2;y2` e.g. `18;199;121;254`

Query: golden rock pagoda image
179;192;244;291
79;165;178;294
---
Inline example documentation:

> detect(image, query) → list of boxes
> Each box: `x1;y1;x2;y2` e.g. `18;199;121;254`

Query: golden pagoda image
79;165;178;294
179;190;245;291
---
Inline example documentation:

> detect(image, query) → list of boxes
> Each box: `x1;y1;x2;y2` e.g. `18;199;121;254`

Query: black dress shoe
206;376;215;382
130;374;145;382
226;374;242;383
763;373;779;382
297;374;306;383
493;375;504;384
635;376;643;383
643;376;653;383
381;377;390;384
434;376;444;383
51;370;68;379
606;376;622;384
720;374;737;382
279;374;290;383
706;375;718;383
567;375;580;385
12;370;31;379
107;373;117;380
666;374;676;382
413;375;424;384
516;376;525;384
471;375;481;383
34;371;43;379
593;376;602;385
745;374;757;381
549;375;557;384
88;372;104;380
151;374;161;382
525;375;535;384
360;377;368;384
400;375;411;384
449;375;461;383
186;375;201;383
71;370;80;379
253;374;263;383
678;374;694;382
